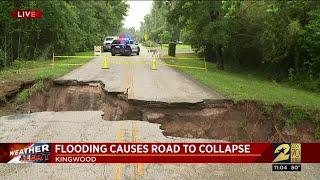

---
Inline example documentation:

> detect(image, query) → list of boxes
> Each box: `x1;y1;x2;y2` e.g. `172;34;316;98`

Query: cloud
123;1;153;29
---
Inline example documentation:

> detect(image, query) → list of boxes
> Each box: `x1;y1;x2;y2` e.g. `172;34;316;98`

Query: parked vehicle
103;36;117;52
111;40;140;56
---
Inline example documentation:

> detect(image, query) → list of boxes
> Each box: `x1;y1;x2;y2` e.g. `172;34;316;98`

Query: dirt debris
1;80;319;142
0;80;36;106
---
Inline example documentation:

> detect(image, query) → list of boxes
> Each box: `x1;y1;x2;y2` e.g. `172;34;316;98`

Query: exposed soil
1;80;319;142
0;79;36;105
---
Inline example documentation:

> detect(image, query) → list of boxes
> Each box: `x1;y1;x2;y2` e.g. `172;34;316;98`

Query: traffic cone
102;57;109;69
151;57;157;70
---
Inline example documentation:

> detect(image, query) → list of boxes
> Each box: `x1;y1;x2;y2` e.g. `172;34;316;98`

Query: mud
0;80;36;106
2;80;319;142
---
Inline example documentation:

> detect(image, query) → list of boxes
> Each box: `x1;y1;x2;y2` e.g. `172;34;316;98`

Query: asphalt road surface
0;46;319;179
57;46;224;103
0;111;319;179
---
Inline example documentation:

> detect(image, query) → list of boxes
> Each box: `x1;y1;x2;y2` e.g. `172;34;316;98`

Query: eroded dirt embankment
3;80;311;142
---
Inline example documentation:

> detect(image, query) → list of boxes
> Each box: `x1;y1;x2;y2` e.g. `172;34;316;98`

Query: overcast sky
123;1;153;30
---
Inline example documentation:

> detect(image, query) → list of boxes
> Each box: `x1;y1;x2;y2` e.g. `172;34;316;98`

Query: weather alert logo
0;143;51;163
272;143;301;171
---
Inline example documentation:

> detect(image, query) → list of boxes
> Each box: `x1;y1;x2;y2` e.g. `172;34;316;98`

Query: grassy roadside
162;53;320;139
143;43;192;52
162;53;320;109
157;44;192;51
0;52;94;104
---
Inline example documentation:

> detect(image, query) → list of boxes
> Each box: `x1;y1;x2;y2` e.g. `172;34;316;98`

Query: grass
315;127;320;139
144;43;192;52
162;53;320;110
0;52;93;80
158;44;192;51
16;80;45;104
0;51;94;104
166;53;320;139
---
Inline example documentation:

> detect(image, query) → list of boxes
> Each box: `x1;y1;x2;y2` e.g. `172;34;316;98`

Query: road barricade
52;52;208;72
94;46;102;56
52;53;96;66
158;56;208;72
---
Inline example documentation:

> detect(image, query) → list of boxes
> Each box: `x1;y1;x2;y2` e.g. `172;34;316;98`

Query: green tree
141;0;320;91
0;0;128;68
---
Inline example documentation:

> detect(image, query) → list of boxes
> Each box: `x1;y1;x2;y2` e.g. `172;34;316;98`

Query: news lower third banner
0;143;318;163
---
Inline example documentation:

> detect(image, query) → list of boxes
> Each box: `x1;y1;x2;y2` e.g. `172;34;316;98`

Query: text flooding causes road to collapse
54;144;251;154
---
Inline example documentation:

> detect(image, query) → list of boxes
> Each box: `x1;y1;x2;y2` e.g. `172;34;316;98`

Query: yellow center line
130;64;135;99
114;122;125;180
132;122;144;179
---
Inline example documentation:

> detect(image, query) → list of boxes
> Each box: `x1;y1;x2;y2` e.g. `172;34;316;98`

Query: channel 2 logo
272;143;301;171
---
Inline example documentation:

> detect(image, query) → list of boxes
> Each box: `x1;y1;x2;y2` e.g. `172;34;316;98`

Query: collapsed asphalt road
0;46;319;179
56;46;224;103
1;112;319;179
15;81;296;142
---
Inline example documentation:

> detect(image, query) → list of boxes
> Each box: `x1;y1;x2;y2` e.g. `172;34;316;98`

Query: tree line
0;0;128;68
140;1;320;92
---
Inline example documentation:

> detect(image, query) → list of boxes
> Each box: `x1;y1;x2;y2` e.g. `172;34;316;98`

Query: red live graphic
11;10;43;19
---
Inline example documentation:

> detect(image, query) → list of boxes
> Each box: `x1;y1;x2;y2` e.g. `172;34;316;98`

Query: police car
111;34;140;56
